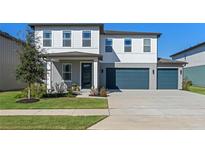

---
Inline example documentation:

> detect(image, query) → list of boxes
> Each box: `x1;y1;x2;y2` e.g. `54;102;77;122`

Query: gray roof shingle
170;41;205;57
158;57;187;64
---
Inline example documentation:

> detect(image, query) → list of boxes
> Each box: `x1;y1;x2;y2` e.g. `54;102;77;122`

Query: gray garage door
106;68;149;89
157;68;178;89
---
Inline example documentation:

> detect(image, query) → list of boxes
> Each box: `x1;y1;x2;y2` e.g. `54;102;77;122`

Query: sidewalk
0;109;109;116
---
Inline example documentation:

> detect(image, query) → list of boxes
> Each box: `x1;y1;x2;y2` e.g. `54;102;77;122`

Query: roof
103;30;161;37
170;41;205;57
29;23;104;33
29;23;161;37
0;30;24;44
46;51;103;60
157;57;187;64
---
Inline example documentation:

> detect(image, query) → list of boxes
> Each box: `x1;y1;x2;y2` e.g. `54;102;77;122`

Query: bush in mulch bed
89;87;108;97
16;98;39;103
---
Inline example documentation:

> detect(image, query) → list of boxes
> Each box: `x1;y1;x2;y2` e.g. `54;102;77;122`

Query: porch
46;51;102;91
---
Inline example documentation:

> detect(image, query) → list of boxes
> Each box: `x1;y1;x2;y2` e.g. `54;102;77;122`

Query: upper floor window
105;38;113;52
62;64;72;81
144;39;151;52
82;31;91;47
124;38;132;52
43;31;52;47
63;31;71;47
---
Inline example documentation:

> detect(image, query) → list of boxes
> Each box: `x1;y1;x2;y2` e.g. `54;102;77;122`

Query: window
144;39;151;52
43;31;52;47
124;38;132;52
82;31;91;47
62;64;72;81
105;38;113;52
63;31;71;47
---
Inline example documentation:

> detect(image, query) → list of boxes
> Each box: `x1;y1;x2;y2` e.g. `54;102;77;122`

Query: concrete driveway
89;90;205;129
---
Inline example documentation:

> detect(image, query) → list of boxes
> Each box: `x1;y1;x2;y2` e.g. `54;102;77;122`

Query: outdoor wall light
101;69;104;73
152;69;155;75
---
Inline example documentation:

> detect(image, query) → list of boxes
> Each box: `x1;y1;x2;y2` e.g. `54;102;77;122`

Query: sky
0;23;205;58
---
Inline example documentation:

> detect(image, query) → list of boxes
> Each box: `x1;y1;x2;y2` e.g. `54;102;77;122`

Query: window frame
105;38;113;52
143;38;151;52
62;63;72;82
82;30;91;47
43;31;52;47
62;31;71;47
124;38;132;52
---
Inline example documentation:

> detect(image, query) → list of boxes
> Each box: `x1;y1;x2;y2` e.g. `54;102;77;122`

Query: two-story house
29;23;185;90
171;42;205;87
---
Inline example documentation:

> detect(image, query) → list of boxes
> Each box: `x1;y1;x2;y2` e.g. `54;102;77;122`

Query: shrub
17;83;47;99
43;93;68;98
182;79;192;90
71;83;80;91
99;87;108;97
89;87;108;97
67;89;76;97
54;82;67;94
89;87;99;96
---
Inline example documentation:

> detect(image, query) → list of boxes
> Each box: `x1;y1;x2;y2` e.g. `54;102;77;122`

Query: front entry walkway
0;109;109;116
89;90;205;129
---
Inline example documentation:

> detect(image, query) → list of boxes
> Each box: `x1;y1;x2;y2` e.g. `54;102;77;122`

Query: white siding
100;35;158;63
35;26;100;54
34;26;158;64
172;44;205;68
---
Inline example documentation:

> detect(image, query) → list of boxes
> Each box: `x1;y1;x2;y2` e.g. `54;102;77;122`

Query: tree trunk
28;83;31;99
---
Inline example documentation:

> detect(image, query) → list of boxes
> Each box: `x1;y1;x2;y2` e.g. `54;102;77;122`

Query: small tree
16;28;45;99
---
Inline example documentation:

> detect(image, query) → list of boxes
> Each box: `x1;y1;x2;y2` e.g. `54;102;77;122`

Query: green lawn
187;86;205;95
0;115;107;130
0;91;108;109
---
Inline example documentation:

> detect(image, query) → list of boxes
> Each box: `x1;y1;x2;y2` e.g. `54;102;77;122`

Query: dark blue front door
106;68;149;89
81;63;92;89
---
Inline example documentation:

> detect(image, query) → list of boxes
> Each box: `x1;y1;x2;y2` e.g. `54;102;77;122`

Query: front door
81;63;92;89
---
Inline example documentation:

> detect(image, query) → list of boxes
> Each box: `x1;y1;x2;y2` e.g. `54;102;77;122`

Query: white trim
93;61;98;89
157;66;180;68
62;63;72;82
46;61;52;90
80;61;93;89
43;47;98;49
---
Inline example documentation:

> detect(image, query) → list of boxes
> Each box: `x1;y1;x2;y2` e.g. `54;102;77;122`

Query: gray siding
0;35;26;91
51;60;98;89
51;61;81;88
184;65;205;87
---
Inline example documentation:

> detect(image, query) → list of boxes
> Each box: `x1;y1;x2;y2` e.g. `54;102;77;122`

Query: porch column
46;61;52;92
93;60;98;89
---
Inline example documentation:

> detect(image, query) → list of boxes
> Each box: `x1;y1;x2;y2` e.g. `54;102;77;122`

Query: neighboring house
171;42;205;87
29;23;185;90
0;31;26;91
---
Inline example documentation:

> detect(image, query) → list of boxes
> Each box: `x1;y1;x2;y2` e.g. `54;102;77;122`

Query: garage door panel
106;68;149;89
157;69;178;89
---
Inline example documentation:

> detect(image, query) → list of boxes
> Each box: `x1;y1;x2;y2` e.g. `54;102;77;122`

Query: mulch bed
16;98;39;103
